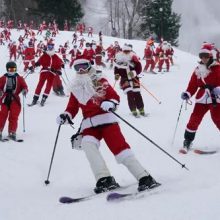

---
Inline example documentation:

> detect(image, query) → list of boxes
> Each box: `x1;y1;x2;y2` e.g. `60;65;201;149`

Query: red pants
158;58;170;72
0;101;21;133
34;72;55;96
187;103;220;131
144;59;155;72
83;123;130;155
53;75;63;90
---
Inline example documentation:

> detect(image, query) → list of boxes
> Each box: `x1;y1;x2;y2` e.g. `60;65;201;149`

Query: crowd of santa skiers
0;20;220;193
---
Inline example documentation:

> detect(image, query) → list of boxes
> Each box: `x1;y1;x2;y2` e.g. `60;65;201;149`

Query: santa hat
199;43;212;54
73;55;90;66
122;44;132;51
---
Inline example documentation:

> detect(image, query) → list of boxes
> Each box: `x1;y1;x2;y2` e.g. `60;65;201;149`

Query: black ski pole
110;110;189;170
45;124;62;185
22;95;26;132
171;101;184;146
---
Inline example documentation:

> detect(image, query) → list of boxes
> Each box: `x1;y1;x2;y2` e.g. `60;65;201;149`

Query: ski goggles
74;62;90;72
199;53;210;59
47;44;54;50
7;67;17;72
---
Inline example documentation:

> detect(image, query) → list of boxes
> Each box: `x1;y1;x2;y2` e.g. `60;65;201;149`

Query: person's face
199;53;210;64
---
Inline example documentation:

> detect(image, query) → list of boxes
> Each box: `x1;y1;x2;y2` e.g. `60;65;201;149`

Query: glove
56;70;62;75
100;101;116;112
115;74;120;80
35;62;40;67
213;87;220;96
28;66;34;71
61;64;65;69
22;89;28;97
56;113;70;125
128;71;136;78
181;92;190;100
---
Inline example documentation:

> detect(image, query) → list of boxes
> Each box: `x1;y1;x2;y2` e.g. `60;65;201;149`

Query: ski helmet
6;61;17;70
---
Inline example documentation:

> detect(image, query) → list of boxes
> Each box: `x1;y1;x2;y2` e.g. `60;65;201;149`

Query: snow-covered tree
139;0;181;46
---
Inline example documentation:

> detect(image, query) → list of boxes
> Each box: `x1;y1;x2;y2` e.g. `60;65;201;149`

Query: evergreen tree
139;0;181;46
33;0;83;29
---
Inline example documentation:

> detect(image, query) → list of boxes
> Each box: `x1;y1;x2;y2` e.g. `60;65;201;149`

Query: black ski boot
183;130;196;151
30;95;39;106
8;132;16;141
94;176;120;194
0;131;2;141
40;95;48;106
138;175;160;192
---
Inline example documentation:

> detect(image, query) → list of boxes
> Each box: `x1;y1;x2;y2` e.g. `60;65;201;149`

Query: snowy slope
0;29;219;220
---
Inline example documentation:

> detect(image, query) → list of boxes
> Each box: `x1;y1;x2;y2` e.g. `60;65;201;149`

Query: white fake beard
69;74;97;105
195;64;210;79
46;49;55;56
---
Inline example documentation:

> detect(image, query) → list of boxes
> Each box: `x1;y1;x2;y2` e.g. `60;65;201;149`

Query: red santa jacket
64;76;120;131
185;61;220;104
144;45;155;59
23;47;35;61
0;73;28;105
36;52;63;74
82;48;95;62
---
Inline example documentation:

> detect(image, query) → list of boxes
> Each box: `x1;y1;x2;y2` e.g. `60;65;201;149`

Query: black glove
56;113;70;125
28;66;34;71
35;62;40;67
56;70;62;75
61;64;65;69
181;92;190;100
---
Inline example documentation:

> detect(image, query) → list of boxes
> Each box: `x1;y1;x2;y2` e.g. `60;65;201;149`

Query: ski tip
59;197;74;204
179;148;187;154
193;149;217;155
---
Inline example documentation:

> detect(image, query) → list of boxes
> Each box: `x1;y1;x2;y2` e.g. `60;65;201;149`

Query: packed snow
0;29;219;220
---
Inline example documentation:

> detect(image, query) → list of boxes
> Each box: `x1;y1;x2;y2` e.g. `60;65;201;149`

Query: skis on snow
0;138;24;142
179;148;217;155
59;182;161;204
107;182;161;202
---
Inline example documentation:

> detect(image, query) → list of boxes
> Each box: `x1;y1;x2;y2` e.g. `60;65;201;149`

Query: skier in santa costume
56;58;159;193
181;44;220;152
30;43;64;106
114;44;146;117
0;61;28;140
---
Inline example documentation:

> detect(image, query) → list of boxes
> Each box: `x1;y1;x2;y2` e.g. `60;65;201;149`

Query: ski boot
30;95;39;106
138;175;160;192
139;108;146;116
131;110;139;117
40;95;48;106
94;176;120;194
8;132;16;141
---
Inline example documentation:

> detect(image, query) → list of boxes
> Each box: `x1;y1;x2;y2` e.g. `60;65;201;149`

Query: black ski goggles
7;67;17;72
199;53;210;59
74;62;90;72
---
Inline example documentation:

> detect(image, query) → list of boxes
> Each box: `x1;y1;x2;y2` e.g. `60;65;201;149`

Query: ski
1;138;24;142
106;183;161;202
179;148;217;155
0;138;9;142
59;183;135;204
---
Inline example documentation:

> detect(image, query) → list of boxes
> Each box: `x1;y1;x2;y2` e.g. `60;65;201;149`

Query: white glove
213;87;220;96
56;113;70;125
100;101;116;112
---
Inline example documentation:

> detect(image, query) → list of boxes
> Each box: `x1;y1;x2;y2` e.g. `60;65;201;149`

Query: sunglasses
7;67;17;72
74;63;90;72
199;53;210;59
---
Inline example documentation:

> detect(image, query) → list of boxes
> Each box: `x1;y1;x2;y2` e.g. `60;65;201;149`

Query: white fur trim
81;112;119;131
115;149;134;163
199;49;211;54
63;111;73;119
122;45;132;51
81;135;100;147
73;59;90;65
